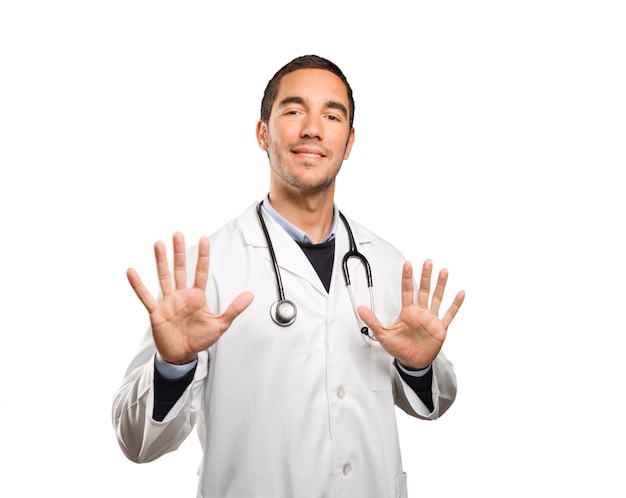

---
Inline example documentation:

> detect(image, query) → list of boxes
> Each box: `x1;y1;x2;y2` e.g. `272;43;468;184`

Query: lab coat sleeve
393;350;456;420
111;328;209;463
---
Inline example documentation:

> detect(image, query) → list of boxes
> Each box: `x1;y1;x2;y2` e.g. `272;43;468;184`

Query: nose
301;113;323;140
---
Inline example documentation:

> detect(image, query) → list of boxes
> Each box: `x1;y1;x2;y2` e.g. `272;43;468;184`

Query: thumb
357;305;383;335
220;291;254;327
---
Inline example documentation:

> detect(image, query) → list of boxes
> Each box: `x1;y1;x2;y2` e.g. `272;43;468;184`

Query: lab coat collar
260;194;340;244
238;201;374;247
237;201;373;297
238;202;326;295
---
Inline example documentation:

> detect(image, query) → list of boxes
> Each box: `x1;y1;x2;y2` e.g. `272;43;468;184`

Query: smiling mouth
295;152;323;159
291;147;326;159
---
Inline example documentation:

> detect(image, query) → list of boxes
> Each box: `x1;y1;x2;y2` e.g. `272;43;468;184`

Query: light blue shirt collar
261;194;338;244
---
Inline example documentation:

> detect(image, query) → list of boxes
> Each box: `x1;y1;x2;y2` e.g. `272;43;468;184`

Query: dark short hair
260;55;355;129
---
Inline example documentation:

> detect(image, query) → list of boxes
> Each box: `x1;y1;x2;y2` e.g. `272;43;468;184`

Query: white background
1;1;624;497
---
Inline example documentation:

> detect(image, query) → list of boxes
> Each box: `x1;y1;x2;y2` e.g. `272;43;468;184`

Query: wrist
160;353;198;366
395;358;431;372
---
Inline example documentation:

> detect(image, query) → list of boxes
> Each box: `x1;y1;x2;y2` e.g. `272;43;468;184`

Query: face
256;68;355;196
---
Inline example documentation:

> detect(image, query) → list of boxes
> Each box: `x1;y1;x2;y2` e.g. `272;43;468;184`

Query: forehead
274;68;349;108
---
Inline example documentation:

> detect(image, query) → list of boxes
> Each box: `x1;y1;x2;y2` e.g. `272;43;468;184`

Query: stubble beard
268;140;344;197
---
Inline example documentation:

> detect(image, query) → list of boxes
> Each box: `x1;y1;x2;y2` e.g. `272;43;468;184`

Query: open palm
127;232;253;365
358;260;465;370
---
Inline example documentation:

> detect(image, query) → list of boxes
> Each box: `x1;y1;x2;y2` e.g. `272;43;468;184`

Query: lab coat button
342;463;352;476
336;387;346;399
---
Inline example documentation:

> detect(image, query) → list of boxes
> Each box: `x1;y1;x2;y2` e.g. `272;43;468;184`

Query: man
112;55;465;498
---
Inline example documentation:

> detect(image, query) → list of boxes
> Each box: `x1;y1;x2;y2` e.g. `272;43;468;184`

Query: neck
268;186;335;244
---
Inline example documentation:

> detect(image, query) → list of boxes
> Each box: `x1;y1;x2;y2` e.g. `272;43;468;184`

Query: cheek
342;133;355;159
342;142;353;160
266;138;288;164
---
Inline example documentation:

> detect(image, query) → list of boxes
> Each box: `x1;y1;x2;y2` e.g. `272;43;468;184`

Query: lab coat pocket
396;472;408;498
370;313;395;392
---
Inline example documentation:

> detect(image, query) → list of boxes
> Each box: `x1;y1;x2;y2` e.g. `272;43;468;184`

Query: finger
441;290;466;329
127;267;158;312
430;268;449;314
193;236;210;291
417;259;433;309
218;291;255;329
401;261;415;308
173;232;187;290
154;240;172;297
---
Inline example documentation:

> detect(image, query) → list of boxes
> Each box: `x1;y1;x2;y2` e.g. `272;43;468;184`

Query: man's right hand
127;232;254;365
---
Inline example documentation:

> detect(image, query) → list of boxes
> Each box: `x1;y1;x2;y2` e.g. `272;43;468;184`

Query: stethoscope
256;202;376;339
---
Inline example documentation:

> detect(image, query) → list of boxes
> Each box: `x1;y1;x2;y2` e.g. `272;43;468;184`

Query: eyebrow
278;96;348;118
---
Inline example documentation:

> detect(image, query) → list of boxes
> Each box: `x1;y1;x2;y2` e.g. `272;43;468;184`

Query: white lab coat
112;202;457;498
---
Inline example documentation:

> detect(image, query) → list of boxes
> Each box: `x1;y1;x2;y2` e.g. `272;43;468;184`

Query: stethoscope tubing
256;202;297;326
257;201;375;338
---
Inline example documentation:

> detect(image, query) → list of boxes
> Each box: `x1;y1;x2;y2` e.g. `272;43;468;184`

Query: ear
343;127;355;160
256;120;269;151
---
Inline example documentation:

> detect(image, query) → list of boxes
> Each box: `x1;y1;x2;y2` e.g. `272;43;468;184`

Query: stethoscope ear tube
340;212;375;339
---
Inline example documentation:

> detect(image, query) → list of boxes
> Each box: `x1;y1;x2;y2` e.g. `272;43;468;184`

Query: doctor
113;55;465;498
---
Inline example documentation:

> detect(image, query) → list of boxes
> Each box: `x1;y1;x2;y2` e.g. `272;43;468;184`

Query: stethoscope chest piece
270;299;297;327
